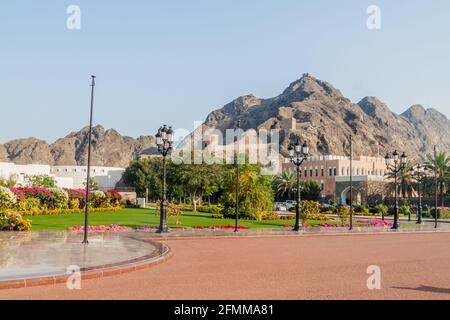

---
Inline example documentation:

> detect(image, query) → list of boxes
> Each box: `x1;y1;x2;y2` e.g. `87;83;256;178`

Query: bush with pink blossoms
9;188;25;201
17;187;52;205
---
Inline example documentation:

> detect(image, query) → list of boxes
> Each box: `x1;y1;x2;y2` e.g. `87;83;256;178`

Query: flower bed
192;225;250;230
20;206;121;216
356;219;393;227
0;211;31;231
302;219;393;229
0;185;123;216
70;224;130;232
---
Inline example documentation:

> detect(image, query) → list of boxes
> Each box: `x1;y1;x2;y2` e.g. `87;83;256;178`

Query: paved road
2;232;450;300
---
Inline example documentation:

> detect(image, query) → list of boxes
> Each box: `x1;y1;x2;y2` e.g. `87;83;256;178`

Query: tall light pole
385;150;408;230
82;75;96;245
434;145;438;229
288;139;309;232
155;125;174;233
234;120;241;233
410;164;427;225
349;134;353;230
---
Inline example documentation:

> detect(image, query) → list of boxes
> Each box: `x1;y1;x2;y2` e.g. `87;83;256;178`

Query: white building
50;165;125;189
0;162;125;189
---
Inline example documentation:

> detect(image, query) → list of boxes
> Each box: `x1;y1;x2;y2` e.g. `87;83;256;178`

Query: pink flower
70;224;130;232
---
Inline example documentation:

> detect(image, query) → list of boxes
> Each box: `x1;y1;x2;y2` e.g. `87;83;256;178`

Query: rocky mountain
204;74;450;161
1;126;156;167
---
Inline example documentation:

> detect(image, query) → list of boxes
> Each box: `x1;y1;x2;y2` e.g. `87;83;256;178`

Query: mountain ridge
203;74;450;161
0;125;156;167
2;74;448;166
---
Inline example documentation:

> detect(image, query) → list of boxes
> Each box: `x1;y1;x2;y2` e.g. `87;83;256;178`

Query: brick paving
1;232;450;300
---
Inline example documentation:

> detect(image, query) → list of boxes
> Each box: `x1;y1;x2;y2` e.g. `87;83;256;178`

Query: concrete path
2;232;450;300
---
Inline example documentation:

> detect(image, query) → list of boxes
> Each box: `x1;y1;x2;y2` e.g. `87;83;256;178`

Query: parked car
285;200;297;210
273;202;287;211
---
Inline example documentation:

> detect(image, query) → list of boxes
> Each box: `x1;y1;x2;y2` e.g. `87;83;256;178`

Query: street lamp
288;139;309;232
82;75;96;245
155;125;174;233
234;120;241;233
385;150;407;230
410;164;428;225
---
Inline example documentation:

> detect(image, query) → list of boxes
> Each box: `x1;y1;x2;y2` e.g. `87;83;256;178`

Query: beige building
283;155;386;203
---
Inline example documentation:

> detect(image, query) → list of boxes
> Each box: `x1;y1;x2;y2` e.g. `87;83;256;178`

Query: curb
144;229;450;241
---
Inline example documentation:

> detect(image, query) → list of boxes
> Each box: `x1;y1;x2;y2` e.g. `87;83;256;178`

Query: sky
0;0;449;143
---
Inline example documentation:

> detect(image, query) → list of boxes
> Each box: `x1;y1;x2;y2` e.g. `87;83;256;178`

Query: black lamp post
82;75;96;245
433;145;439;229
349;134;354;230
410;164;428;225
155;125;174;233
385;150;407;230
234;120;241;233
288;139;309;232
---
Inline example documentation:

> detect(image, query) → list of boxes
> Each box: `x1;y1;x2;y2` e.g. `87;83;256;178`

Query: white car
273;202;287;211
285;200;297;210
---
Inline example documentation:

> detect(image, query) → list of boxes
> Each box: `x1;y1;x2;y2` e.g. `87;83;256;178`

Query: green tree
425;151;450;206
273;171;321;201
385;161;415;199
272;170;296;200
25;175;57;188
172;163;224;211
122;158;163;197
220;163;274;221
301;180;321;201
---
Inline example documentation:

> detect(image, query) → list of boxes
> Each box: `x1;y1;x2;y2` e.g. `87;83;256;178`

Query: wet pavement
0;232;157;280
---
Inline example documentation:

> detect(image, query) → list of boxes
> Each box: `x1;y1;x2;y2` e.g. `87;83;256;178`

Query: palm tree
385;161;415;199
425;151;450;206
272;170;296;200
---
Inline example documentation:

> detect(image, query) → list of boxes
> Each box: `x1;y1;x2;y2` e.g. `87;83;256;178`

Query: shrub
105;189;122;207
197;205;222;215
0;186;18;209
371;204;388;215
431;207;450;219
155;201;183;224
90;191;108;208
320;206;337;213
69;198;81;209
354;204;369;214
20;206;120;216
220;163;274;222
422;205;431;218
16;198;41;211
301;201;321;223
48;188;69;209
0;211;32;231
65;189;87;208
9;188;25;201
337;206;350;223
17;187;52;206
399;205;412;216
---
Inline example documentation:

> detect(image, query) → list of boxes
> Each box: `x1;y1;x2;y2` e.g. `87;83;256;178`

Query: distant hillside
203;74;450;161
0;126;156;167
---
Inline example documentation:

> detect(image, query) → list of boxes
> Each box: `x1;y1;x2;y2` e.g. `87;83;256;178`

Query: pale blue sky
1;0;449;143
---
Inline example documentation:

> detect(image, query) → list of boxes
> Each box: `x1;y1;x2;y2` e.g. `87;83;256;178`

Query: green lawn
28;208;297;231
